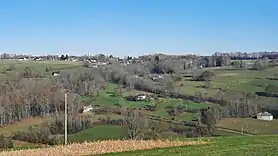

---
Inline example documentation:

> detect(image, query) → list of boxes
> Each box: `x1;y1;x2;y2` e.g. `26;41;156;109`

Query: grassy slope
217;118;278;135
0;60;81;81
68;125;128;143
84;83;211;122
177;67;278;106
100;136;278;156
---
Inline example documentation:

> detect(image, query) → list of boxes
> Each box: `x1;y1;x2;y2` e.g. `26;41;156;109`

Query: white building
135;94;147;101
257;111;273;121
51;71;60;76
82;105;93;113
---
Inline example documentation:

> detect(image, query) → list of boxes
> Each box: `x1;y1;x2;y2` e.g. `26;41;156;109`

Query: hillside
0;56;278;154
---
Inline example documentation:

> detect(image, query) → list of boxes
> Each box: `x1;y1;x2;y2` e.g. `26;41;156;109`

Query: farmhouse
257;111;273;121
82;105;93;113
134;94;147;101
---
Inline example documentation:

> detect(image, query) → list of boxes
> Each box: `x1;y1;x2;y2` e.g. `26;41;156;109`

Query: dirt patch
0;140;208;156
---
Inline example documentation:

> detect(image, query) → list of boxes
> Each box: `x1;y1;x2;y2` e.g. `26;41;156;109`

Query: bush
12;125;62;145
0;135;14;150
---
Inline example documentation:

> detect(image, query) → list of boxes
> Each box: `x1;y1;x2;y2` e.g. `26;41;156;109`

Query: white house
257;111;273;121
51;71;60;76
82;105;93;113
135;94;147;101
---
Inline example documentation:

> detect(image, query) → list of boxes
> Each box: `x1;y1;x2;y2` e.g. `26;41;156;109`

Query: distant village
1;51;278;61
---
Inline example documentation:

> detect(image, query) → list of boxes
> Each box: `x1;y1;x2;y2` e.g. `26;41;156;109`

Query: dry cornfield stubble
0;140;208;156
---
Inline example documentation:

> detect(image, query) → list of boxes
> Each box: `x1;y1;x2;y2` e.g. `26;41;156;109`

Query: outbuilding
134;94;147;101
51;71;60;76
257;111;273;121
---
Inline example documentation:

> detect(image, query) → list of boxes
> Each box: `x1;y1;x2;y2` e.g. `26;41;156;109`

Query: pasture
177;66;278;106
84;83;211;122
216;118;278;135
0;59;82;81
68;125;128;143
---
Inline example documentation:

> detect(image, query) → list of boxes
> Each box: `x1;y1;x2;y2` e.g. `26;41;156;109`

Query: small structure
257;111;273;121
134;94;147;101
151;75;163;82
51;71;60;76
82;105;93;113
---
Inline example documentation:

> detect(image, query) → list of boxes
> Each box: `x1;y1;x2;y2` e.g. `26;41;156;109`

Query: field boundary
215;127;254;136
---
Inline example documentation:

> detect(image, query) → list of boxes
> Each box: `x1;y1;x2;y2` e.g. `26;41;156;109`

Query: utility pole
64;92;68;145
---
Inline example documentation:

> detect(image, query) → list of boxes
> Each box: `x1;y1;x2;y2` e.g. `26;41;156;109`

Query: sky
0;0;277;57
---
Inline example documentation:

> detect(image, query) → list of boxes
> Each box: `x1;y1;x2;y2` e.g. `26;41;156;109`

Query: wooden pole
64;93;68;145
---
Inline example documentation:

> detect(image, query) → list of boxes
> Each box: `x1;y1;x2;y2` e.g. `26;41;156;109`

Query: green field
99;135;278;156
176;67;278;106
0;60;82;81
68;125;128;143
84;83;211;122
217;118;278;135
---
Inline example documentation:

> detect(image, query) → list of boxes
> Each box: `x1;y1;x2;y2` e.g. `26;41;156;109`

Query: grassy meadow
216;118;278;135
68;125;128;143
176;66;278;106
0;59;82;81
83;83;211;122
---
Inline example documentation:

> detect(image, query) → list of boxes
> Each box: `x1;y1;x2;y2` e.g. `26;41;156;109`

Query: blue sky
0;0;277;56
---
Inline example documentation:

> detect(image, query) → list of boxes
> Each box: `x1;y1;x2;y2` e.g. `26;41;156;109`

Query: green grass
217;118;278;135
68;125;128;143
99;135;278;156
0;60;82;81
84;84;211;122
177;66;278;106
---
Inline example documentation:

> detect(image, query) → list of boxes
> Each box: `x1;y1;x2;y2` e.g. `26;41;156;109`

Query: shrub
0;135;14;150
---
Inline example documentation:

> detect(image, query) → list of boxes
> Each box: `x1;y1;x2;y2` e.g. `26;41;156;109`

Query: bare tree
124;110;147;139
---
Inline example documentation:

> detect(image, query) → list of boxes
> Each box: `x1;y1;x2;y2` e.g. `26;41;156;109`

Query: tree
201;70;215;81
124;110;147;139
0;135;14;149
65;55;69;60
261;57;269;68
201;109;216;134
60;55;65;60
22;67;32;78
155;55;160;63
98;53;106;62
240;60;244;68
253;58;269;70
